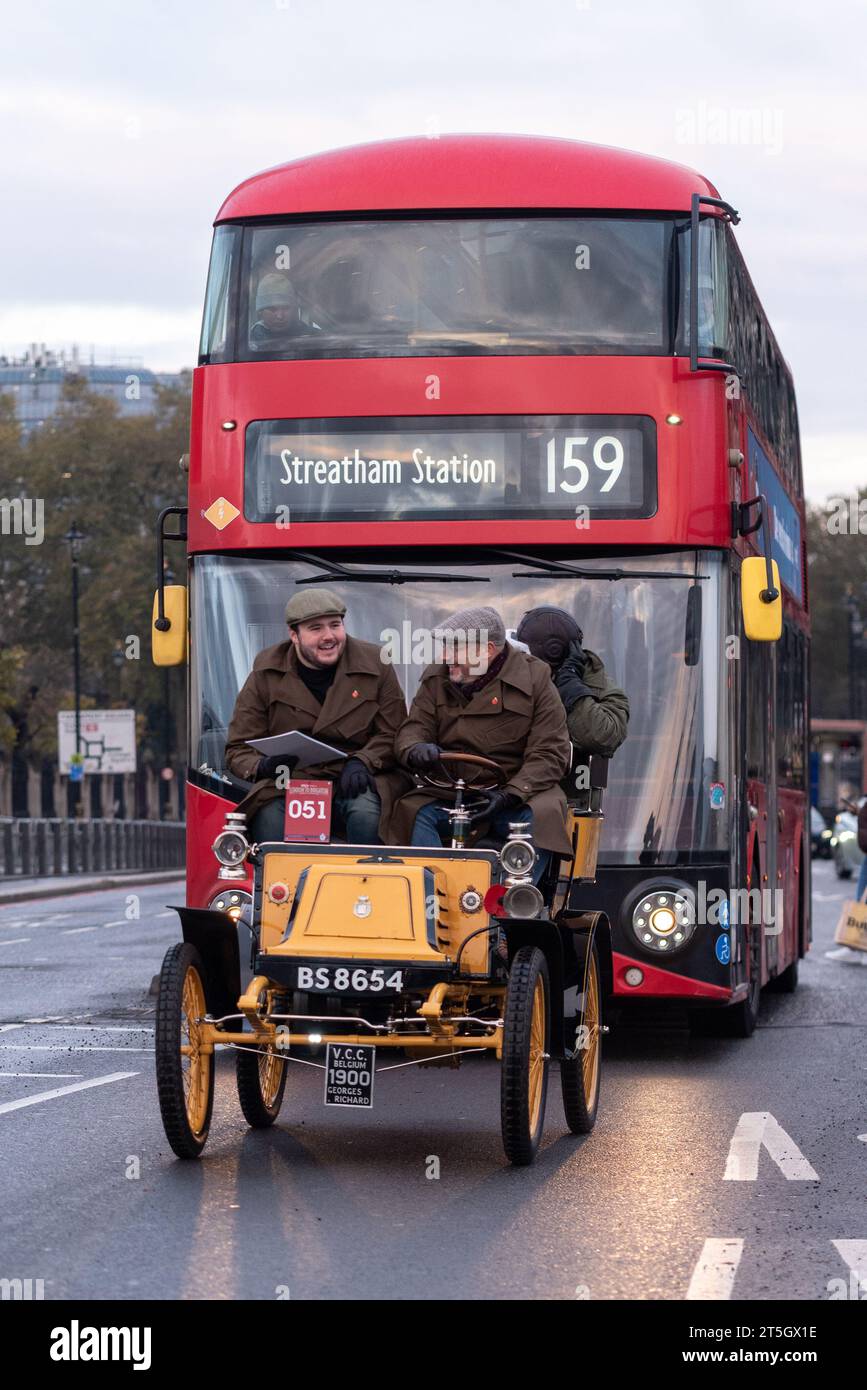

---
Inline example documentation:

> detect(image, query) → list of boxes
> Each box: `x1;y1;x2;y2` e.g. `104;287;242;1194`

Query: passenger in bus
224;589;408;845
515;607;629;769
391;606;573;881
249;272;305;347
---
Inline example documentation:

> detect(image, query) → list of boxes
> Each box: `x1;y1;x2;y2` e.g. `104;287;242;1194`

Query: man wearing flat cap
225;588;407;844
391;606;573;878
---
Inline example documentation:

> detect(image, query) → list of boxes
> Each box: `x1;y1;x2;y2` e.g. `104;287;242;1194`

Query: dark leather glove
555;641;594;711
257;753;298;782
406;742;442;770
466;789;522;828
338;757;374;799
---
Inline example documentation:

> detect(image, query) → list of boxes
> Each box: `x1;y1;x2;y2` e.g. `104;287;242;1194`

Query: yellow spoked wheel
501;945;550;1166
236;1027;288;1128
561;940;602;1134
156;942;215;1159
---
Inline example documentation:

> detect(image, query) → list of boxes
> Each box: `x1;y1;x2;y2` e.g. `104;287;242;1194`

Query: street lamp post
63;523;85;816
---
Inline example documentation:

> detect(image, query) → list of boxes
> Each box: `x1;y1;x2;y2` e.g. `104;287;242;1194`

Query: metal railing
0;818;185;878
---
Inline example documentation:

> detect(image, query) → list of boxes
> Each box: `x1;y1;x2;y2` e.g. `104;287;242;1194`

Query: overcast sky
2;0;864;502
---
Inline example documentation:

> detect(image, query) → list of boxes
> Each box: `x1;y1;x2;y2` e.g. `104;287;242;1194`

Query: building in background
0;345;185;433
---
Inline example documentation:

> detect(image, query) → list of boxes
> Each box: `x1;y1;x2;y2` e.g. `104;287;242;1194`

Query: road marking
0;1024;25;1033
0;1045;153;1053
23;1016;64;1023
156;911;174;918
0;1071;140;1114
858;1134;867;1144
0;1071;83;1078
814;892;844;901
724;1112;820;1181
686;1239;744;1300
101;920;127;929
832;1241;867;1287
63;927;98;935
0;938;29;947
21;1024;153;1033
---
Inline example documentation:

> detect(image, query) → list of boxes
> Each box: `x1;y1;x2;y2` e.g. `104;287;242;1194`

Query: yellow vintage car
155;752;611;1166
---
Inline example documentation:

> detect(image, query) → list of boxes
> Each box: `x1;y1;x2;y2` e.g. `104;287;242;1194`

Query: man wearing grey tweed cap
391;605;573;876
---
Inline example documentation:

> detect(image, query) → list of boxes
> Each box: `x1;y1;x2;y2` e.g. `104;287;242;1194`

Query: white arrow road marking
832;1241;867;1287
724;1112;820;1181
686;1239;744;1300
0;1071;139;1114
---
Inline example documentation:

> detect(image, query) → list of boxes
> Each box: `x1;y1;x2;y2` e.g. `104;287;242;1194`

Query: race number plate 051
324;1044;376;1108
284;779;332;842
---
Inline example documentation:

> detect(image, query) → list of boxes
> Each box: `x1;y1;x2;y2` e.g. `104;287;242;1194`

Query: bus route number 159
546;434;624;494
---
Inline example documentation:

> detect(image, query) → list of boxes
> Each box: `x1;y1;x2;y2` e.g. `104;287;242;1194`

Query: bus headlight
208;889;252;922
629;885;696;955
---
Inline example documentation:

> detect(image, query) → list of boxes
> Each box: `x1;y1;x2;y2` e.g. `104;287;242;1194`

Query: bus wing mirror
741;556;782;642
152;585;188;665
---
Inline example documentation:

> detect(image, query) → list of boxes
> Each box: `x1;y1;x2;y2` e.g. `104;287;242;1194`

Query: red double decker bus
154;134;809;1036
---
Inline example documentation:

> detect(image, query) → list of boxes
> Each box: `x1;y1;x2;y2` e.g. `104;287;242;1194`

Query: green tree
0;378;190;799
806;490;867;718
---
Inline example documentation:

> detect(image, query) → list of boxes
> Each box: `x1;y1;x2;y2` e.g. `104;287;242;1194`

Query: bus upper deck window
199;225;239;365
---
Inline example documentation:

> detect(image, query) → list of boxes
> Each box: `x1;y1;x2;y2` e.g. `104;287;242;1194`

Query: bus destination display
245;414;656;522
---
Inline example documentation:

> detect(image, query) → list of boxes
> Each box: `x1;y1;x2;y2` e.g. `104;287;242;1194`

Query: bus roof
215;134;722;222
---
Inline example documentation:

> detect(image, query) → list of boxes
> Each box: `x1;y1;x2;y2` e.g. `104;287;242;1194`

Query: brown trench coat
225;635;409;837
391;644;573;856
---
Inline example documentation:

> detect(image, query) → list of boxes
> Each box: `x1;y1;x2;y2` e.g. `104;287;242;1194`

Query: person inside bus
249;272;308;349
391;606;573;882
515;606;629;772
224;588;408;845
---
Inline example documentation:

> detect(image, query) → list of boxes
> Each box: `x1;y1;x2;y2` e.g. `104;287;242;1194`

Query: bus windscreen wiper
291;551;488;585
489;549;707;582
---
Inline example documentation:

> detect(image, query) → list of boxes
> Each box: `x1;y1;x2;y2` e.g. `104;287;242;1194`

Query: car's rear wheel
501;945;550;1165
561;940;602;1133
236;1039;288;1127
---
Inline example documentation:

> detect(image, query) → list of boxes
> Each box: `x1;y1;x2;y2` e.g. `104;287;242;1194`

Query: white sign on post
58;710;137;775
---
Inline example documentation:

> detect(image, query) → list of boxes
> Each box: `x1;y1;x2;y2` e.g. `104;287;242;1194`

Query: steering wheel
417;750;506;795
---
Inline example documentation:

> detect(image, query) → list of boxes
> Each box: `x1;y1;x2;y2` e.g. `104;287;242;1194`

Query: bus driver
225;589;407;845
391;605;573;882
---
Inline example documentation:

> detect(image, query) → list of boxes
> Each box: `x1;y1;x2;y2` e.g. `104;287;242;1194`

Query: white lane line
0;938;29;947
23;1024;154;1033
0;1072;83;1078
155;911;175;918
0;1024;25;1033
101;920;127;929
832;1241;867;1288
0;1045;152;1053
858;1134;867;1144
22;1016;64;1023
724;1112;820;1181
0;1070;139;1115
63;927;97;935
686;1239;744;1300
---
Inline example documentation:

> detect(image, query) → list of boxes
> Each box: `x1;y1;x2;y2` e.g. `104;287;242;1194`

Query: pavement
0;870;183;905
0;863;865;1300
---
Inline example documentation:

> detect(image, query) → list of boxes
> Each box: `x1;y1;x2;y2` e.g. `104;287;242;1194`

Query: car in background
811;806;833;859
830;799;866;879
